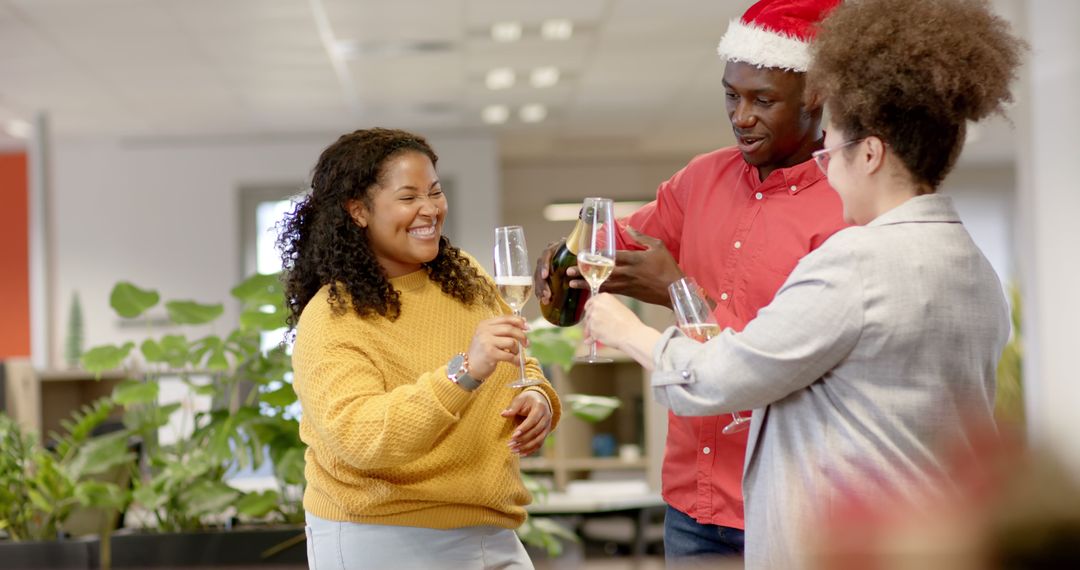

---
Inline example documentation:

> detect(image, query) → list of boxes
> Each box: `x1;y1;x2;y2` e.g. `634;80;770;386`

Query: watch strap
451;371;482;392
447;352;482;392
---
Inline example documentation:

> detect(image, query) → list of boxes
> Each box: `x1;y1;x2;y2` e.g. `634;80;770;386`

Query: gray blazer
650;194;1009;569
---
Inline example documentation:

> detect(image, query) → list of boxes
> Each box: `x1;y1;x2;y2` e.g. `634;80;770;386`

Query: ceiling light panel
541;19;573;40
530;67;560;88
462;0;606;29
491;21;522;42
3;120;32;139
519;103;547;123
485;67;516;90
482;104;510;124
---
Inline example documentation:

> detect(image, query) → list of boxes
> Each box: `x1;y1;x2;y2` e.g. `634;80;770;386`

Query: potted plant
78;274;306;567
518;324;621;566
0;401;132;569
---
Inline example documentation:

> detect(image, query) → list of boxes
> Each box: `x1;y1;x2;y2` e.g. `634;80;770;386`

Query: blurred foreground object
809;427;1080;569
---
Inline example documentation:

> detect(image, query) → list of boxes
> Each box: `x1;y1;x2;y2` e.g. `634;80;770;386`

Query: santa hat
716;0;842;72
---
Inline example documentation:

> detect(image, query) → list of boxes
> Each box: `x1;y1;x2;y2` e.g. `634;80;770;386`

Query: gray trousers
305;512;535;570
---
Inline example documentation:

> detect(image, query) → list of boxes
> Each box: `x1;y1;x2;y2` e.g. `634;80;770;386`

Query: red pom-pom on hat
717;0;842;72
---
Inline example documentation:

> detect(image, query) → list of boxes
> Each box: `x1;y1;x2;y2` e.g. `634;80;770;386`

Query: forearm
650;256;863;416
522;356;563;429
306;366;472;470
614;323;663;372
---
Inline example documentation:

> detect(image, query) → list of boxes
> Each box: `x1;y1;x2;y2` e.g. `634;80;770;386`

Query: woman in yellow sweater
279;128;561;570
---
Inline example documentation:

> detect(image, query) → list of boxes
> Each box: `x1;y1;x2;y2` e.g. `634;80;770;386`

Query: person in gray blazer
581;0;1026;568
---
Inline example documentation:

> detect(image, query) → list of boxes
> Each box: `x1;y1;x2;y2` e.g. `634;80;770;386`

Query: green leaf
110;282;160;318
260;384;297;408
231;273;283;306
192;336;229;370
159;334;191;368
74;481;129;510
132;484;167;511
235;490;280;518
66;431;135;479
531;517;580;542
124;402;181;433
140;338;165;362
526;326;582;373
166;300;224;325
227;329;262;356
112;380;160;406
54;397;117;458
180;481;240;518
516;516;579;557
193;383;219;396
27;488;52;513
81;342;135;375
521;472;549;503
207;351;228;370
565;394;621;423
275;447;306;485
240;306;287;331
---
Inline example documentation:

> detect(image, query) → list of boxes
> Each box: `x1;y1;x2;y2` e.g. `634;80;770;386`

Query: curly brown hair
808;0;1025;189
278;128;495;330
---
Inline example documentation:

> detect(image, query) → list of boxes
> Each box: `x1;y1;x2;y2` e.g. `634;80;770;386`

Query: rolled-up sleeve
650;244;864;416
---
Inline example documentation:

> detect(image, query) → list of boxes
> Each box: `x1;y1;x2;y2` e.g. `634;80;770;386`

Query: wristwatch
447;353;482;392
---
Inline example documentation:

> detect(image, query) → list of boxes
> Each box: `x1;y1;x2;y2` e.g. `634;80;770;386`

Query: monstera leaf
110;282;160;318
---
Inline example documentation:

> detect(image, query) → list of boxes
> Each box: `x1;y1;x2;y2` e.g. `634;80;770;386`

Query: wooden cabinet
1;359;125;441
523;348;668;492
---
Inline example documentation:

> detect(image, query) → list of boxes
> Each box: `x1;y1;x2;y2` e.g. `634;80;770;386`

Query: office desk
526;492;666;557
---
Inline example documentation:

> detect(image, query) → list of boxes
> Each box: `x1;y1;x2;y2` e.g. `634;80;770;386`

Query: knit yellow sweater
292;263;561;530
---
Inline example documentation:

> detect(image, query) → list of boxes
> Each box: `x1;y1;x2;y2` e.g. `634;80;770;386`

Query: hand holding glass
667;277;750;434
577;198;616;363
494;226;542;388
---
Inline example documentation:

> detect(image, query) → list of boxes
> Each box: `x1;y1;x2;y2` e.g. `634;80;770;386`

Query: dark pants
663;505;745;567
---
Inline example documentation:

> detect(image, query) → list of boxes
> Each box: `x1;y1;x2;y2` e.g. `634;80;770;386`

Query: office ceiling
0;0;1020;161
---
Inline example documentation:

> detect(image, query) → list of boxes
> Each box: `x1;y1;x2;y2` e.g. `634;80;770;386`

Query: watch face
448;353;466;377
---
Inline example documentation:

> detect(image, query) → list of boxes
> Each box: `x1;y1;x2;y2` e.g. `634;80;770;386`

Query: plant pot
93;526;306;568
0;537;96;570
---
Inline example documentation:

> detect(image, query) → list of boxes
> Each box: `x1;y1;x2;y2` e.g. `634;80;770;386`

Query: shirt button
734;241;742;249
703;447;712;455
720;292;729;301
789;185;797;192
681;370;691;379
755;192;764;200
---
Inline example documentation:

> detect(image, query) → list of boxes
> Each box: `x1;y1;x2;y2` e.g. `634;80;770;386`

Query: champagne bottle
540;207;592;326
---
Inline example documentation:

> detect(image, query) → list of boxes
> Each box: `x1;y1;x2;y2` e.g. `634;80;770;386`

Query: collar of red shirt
746;156;825;196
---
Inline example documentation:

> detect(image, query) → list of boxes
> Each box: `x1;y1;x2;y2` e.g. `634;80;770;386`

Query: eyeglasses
811;138;865;174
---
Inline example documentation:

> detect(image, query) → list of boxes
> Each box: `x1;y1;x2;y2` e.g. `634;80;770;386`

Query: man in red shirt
536;0;845;563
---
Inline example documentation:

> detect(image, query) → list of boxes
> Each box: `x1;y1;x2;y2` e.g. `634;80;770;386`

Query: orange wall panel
0;152;30;358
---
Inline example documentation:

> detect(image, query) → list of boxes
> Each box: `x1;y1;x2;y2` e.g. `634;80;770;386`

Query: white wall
501;155;690;320
503;155;1017;292
47;133;498;361
941;163;1016;285
1016;0;1080;473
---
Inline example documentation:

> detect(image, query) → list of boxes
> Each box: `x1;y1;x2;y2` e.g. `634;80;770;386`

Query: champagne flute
576;198;616;364
668;277;750;434
494;226;542;388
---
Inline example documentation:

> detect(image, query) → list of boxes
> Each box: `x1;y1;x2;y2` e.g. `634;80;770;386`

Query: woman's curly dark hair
278;128;495;330
808;0;1025;190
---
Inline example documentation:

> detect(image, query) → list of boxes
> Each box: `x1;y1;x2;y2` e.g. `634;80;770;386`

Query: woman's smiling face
348;150;447;278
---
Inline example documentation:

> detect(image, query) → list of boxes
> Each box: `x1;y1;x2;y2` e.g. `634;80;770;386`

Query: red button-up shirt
615;147;847;529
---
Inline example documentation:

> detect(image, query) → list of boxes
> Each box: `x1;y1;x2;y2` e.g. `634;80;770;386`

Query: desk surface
526;492;665;515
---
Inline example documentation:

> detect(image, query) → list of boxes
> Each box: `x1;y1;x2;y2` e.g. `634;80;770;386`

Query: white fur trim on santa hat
716;18;812;72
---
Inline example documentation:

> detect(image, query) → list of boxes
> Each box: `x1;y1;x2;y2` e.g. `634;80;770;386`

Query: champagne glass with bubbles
576;198;616;364
494;226;542;388
668;277;750;434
